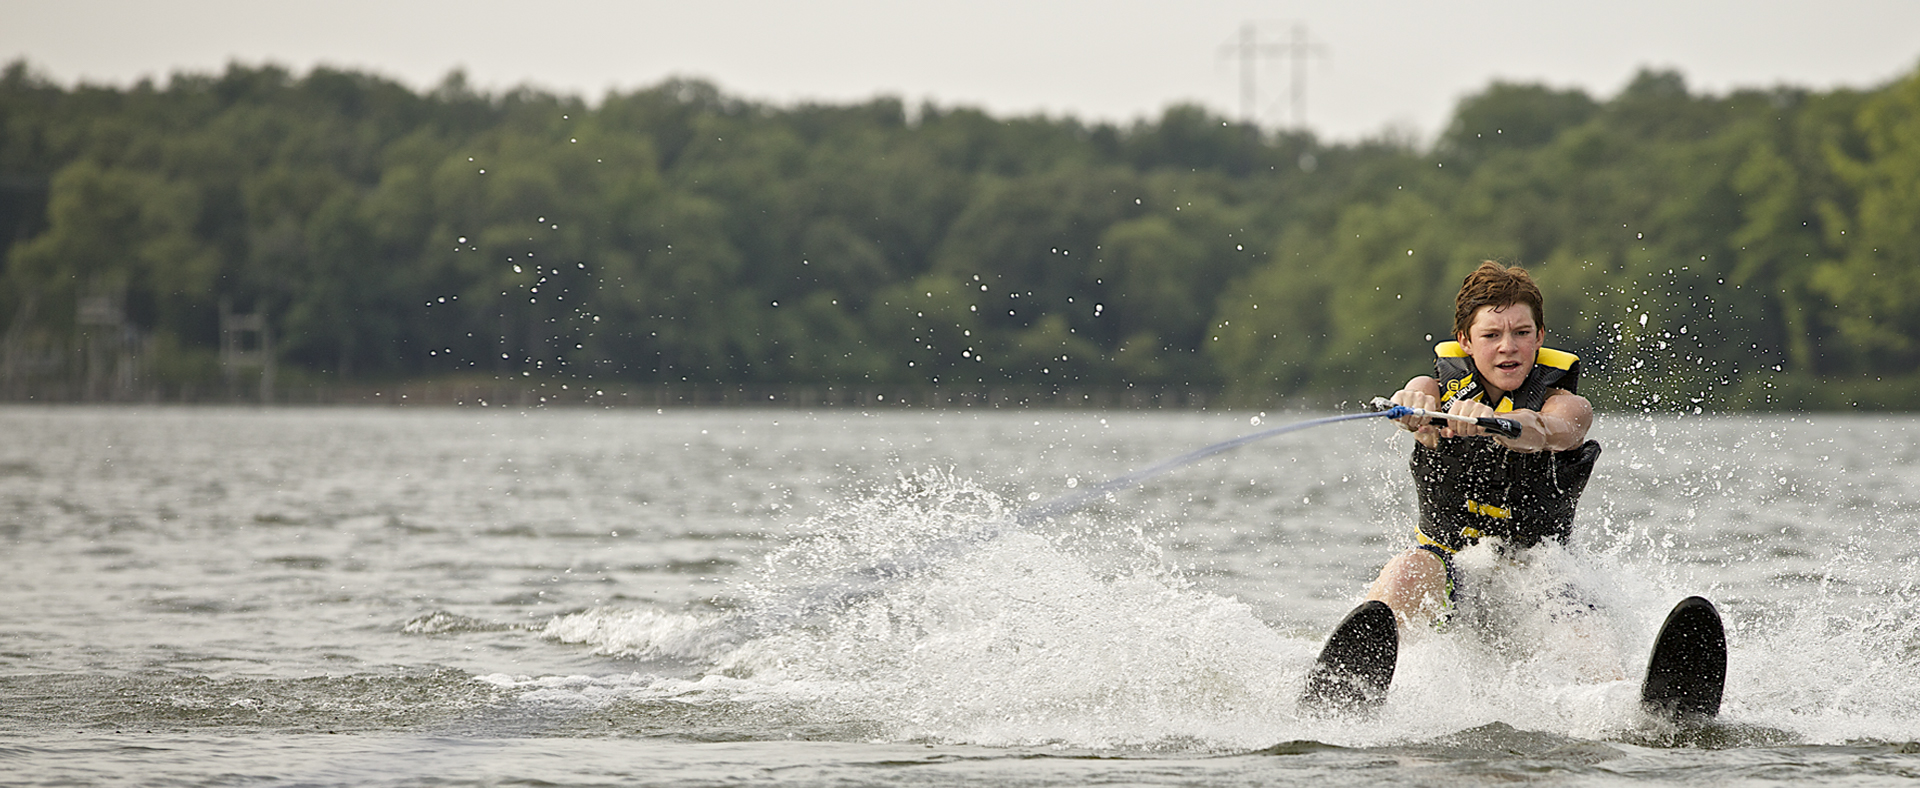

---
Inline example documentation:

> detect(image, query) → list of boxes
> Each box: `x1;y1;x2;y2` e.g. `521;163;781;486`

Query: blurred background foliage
3;58;1919;409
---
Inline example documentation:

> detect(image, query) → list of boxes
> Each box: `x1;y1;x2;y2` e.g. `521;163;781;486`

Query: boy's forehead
1468;303;1538;328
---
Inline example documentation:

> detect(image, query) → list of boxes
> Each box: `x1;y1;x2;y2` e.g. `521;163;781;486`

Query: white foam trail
501;468;1920;748
752;530;1311;748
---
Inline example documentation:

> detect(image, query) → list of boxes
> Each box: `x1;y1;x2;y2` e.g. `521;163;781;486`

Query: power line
1219;21;1327;129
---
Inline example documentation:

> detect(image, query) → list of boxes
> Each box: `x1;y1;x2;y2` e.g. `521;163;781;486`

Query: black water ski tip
1299;600;1398;716
1639;595;1727;723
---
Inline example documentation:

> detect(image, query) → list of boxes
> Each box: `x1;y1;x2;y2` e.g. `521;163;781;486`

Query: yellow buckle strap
1415;529;1458;554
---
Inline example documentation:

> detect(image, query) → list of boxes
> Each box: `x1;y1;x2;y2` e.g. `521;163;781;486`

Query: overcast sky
6;0;1918;142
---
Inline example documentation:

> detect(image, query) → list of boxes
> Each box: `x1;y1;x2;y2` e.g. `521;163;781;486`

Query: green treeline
3;59;1919;408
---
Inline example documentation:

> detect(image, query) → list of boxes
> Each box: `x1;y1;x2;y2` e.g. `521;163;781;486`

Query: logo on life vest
1464;499;1511;519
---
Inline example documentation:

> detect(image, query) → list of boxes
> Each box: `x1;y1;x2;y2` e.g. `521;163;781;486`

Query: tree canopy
4;58;1919;408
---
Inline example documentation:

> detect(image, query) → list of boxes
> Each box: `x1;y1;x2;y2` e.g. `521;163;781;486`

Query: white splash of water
507;460;1920;748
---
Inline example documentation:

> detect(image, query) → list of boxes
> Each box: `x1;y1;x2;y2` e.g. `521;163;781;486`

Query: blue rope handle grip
1370;399;1523;439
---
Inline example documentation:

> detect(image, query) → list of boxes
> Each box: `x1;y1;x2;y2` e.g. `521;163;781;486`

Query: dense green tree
9;160;219;335
1438;81;1599;166
1810;68;1920;370
4;57;1920;407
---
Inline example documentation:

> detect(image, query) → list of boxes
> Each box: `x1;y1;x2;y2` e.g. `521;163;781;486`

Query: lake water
3;405;1918;786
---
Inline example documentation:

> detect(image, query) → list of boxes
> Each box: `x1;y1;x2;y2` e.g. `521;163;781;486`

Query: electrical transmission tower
1219;22;1327;129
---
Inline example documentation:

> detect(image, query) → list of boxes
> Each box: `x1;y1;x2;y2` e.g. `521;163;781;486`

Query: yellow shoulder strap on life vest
1436;341;1578;371
1535;346;1579;372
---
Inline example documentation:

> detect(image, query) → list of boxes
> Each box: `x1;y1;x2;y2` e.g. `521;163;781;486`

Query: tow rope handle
1366;397;1523;439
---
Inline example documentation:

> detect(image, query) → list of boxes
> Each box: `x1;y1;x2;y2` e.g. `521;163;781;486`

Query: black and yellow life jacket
1412;341;1602;552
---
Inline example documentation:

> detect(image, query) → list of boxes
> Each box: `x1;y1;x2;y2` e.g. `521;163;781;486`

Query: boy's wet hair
1454;261;1545;339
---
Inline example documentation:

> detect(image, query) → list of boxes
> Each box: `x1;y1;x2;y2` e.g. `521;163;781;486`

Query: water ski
1639;595;1727;722
1299;599;1398;715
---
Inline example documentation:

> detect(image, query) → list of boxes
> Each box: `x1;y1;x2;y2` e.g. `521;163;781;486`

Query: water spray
758;399;1522;626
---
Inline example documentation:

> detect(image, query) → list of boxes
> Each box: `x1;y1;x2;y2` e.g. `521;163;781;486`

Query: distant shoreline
0;381;1228;410
3;375;1912;411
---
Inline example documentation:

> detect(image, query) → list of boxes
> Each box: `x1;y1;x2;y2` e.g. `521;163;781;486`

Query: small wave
539;607;742;661
401;610;518;635
7;670;508;733
471;672;846;717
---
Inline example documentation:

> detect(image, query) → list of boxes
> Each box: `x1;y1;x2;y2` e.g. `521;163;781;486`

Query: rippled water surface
3;406;1918;786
